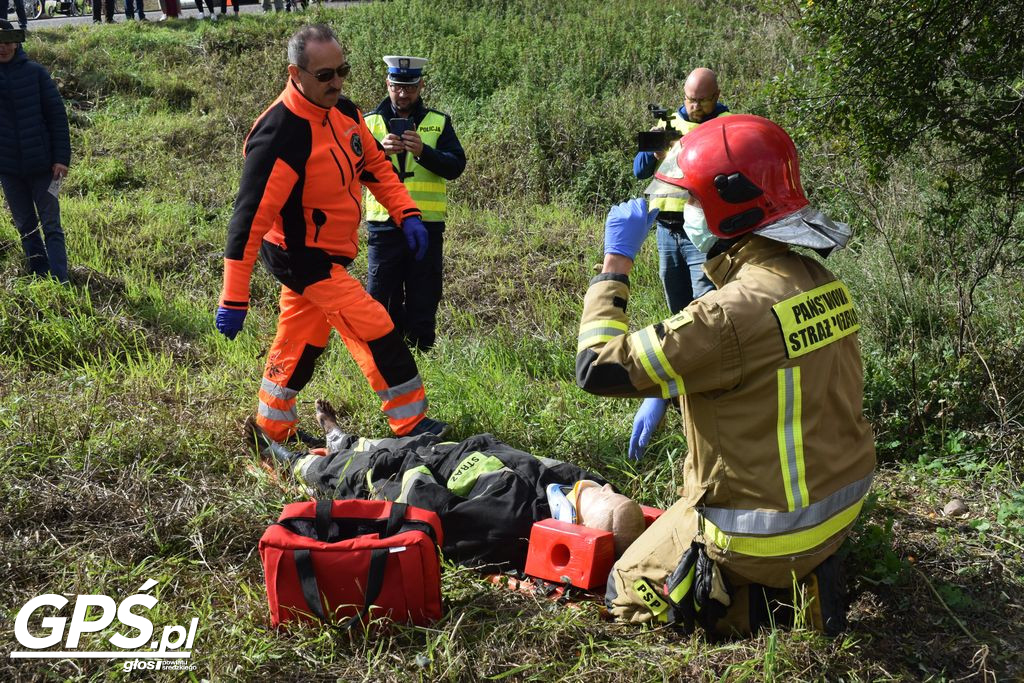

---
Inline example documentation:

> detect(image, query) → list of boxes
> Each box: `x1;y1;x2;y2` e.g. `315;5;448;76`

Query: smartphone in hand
390;118;415;136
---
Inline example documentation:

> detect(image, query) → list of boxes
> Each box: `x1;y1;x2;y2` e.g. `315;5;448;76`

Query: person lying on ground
248;400;645;572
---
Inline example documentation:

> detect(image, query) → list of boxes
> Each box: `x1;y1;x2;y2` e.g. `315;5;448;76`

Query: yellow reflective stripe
633;579;669;617
397;465;433;503
772;280;860;359
410;200;446;212
649;196;688;212
365;467;376;498
631;326;685;398
702;497;864;558
667;566;695;604
777;367;808;512
577;319;628;352
633;331;668;398
405;181;446;193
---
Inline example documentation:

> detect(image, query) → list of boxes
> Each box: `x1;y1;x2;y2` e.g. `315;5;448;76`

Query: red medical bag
259;499;444;628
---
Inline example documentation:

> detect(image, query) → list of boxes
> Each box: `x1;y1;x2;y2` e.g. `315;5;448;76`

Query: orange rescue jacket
220;80;420;305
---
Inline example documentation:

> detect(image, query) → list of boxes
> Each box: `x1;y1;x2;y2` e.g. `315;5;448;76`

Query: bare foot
314;399;339;434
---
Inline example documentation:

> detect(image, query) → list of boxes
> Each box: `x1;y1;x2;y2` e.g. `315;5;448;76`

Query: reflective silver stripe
780;367;805;510
260;378;297;400
397;468;437;503
466;467;514;498
701;473;873;536
258;401;297;423
376;375;424;402
294;454;318;488
577;326;626;350
534;455;565;469
384;399;427;421
636;327;683;397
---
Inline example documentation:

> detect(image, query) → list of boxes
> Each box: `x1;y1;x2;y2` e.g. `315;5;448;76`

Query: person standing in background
0;21;71;284
364;56;466;352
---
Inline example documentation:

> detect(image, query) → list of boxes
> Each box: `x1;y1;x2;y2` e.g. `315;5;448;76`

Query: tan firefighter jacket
576;235;876;621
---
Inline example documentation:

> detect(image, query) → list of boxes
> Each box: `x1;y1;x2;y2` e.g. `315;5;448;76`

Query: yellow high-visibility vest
364;111;447;222
649;112;732;215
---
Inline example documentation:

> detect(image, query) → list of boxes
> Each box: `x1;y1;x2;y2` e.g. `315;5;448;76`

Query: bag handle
294;502;409;628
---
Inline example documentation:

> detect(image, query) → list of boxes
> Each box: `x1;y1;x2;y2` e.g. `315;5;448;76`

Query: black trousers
366;223;444;352
92;0;114;20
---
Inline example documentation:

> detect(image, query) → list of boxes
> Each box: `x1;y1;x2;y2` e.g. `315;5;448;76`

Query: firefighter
576;114;876;636
249;400;646;571
216;25;447;443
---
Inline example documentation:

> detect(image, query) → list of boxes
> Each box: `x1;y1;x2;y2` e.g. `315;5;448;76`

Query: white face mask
682;202;718;253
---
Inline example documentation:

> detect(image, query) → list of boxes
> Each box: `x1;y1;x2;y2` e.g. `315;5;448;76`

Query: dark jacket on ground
0;47;71;177
292;432;606;572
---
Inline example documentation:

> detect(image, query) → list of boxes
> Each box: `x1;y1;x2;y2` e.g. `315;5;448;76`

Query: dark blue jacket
632;102;730;179
0;47;72;177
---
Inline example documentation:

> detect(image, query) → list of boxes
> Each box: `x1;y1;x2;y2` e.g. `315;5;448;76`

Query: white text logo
9;579;199;666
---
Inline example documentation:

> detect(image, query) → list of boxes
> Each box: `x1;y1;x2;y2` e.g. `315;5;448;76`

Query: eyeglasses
388;82;420;94
684;93;718;106
298;63;352;83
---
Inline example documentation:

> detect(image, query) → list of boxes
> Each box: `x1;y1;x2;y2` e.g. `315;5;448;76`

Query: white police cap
383;55;428;84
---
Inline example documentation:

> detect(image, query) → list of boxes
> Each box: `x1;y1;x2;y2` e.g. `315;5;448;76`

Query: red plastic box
523;518;615;591
640;505;665;528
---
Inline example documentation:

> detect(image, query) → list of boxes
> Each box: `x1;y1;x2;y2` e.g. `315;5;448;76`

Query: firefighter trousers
256;264;428;441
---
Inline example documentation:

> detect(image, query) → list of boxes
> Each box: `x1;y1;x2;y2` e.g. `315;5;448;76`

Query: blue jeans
124;0;145;18
656;221;713;314
0;172;69;283
366;224;444;352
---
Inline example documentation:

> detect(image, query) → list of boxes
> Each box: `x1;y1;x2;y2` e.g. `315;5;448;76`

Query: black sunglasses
298;63;352;83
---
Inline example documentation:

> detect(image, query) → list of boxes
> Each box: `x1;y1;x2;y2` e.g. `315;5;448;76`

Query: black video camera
636;103;683;153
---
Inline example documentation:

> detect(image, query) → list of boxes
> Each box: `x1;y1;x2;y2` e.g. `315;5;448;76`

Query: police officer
364;56;466;352
577;115;875;635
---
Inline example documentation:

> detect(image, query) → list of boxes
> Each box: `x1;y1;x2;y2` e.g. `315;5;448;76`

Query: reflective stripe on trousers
255;264;427;441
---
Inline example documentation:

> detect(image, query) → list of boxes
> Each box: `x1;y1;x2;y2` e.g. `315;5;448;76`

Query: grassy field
1;1;1022;680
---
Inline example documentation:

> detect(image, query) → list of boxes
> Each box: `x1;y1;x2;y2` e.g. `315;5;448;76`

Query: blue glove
604;198;660;260
215;306;247;340
401;216;429;261
629;397;668;461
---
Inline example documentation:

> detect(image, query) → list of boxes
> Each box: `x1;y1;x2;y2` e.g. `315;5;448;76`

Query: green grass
1;1;1022;680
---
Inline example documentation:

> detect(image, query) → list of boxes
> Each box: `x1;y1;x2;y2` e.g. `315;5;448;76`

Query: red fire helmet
653;114;809;238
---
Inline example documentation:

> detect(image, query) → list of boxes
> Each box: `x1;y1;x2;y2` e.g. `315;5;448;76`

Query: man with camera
364;55;466;352
629;67;732;460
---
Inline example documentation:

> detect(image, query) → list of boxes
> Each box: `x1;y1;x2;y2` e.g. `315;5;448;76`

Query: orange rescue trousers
256;264;428;441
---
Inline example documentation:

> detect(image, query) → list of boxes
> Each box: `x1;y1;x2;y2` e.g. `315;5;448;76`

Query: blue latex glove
401;216;429;261
215;306;247;340
603;198;660;260
629;397;668;460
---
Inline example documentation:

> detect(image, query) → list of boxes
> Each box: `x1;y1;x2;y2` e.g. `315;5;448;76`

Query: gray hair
287;24;338;69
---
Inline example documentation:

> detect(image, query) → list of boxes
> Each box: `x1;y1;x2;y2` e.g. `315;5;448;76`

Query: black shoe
406;417;450;438
244;417;302;466
288;428;326;449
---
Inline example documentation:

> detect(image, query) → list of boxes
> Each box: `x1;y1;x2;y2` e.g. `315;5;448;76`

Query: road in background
9;0;359;28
